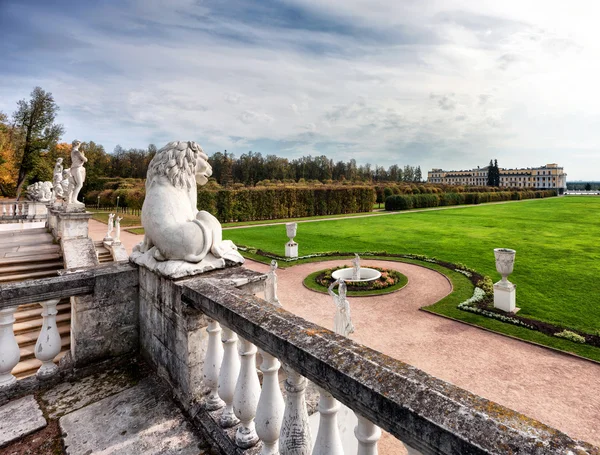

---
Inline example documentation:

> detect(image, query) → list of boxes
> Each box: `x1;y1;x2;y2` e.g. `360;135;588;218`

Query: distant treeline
385;190;557;211
208;150;423;186
567;182;599;191
65;144;425;197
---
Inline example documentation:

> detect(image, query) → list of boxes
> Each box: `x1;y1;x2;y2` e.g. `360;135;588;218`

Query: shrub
554;330;586;344
386;190;555;212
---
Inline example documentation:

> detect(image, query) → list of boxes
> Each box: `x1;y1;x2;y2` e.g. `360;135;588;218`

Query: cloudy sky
1;0;599;179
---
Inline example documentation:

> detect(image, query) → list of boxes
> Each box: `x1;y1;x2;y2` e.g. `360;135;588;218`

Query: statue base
493;281;518;313
285;241;298;258
130;245;244;279
64;203;86;213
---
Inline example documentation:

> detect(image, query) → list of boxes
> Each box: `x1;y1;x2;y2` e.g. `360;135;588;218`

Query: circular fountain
331;267;381;282
331;254;381;282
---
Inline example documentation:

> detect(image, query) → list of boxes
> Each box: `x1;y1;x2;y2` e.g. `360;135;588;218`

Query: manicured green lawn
90;211;142;227
224;197;600;337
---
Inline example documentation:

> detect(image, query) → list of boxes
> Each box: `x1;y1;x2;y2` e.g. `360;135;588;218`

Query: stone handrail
0;200;47;222
182;278;598;455
0;263;135;309
0;263;138;389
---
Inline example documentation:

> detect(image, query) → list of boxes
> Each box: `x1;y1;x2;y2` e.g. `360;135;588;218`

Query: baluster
8;204;13;217
355;414;381;455
233;337;261;448
218;327;240;427
2;204;6;216
35;299;62;379
280;365;312;455
204;319;225;410
256;351;284;455
0;307;20;388
313;389;344;455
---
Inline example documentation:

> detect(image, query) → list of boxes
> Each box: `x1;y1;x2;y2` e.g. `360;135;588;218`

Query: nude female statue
69;140;87;204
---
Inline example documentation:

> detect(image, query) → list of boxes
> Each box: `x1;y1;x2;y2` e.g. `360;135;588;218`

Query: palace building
427;163;567;191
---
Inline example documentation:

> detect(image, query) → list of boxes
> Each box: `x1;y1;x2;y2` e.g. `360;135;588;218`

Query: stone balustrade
0;298;63;386
181;275;598;455
1;263;597;454
0;201;47;223
0;263;139;393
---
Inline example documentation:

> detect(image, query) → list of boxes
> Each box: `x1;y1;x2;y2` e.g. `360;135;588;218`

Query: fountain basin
331;267;381;282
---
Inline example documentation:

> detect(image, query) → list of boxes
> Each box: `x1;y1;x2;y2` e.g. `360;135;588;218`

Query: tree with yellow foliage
0;112;18;197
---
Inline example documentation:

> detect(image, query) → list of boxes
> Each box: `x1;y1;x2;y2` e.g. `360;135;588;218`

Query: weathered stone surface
60;377;207;455
138;268;208;408
70;263;139;367
107;241;129;262
131;247;242;279
0;395;46;447
41;366;143;418
57;211;92;240
62;237;99;270
0;263;134;309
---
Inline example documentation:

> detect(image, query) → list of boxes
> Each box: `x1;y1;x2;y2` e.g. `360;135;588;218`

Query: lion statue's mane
136;140;241;264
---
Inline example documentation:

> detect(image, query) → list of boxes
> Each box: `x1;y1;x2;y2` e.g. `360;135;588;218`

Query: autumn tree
0;112;18;197
12;87;64;199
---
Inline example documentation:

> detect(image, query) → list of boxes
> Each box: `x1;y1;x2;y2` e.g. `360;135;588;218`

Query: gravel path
245;258;600;452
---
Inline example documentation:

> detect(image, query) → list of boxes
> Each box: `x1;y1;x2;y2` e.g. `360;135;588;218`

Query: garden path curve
245;258;600;453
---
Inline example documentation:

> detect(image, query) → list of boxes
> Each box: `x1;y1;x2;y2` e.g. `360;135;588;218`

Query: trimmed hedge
385;190;557;211
87;185;376;223
202;186;375;222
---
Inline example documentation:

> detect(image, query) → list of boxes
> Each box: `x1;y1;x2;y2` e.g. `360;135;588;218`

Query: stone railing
180;275;598;455
0;200;47;223
0;263;139;393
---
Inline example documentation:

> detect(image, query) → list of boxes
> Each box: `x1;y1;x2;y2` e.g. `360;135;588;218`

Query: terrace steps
0;227;70;379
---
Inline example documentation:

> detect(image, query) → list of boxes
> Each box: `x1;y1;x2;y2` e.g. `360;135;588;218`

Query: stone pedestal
285;242;298;258
47;207;61;239
138;266;209;409
57;209;92;240
105;241;129;262
493;281;517;313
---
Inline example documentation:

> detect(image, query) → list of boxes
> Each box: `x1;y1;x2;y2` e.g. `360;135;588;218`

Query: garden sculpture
61;169;74;204
135;140;242;264
52;158;64;200
352;253;361;280
69;140;87;205
328;278;355;337
106;213;115;239
264;260;281;306
115;216;123;243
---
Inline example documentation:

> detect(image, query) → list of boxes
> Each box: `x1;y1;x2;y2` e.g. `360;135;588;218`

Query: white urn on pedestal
493;248;517;313
285;222;298;258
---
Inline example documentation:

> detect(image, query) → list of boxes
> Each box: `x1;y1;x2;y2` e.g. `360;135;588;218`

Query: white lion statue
136;140;242;264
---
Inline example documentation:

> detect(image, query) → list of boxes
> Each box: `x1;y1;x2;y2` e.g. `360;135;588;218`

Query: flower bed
239;247;600;347
304;266;408;297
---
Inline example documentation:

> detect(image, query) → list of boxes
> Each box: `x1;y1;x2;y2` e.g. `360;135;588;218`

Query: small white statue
351;253;361;280
52;158;64;200
115;216;123;243
264;260;281;306
61;169;74;204
106;213;115;239
328;278;355;337
25;181;53;202
69;140;87;205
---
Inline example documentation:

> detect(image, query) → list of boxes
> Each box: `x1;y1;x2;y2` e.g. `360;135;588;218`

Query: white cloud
0;0;599;178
